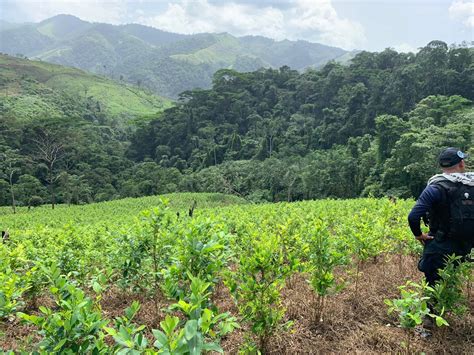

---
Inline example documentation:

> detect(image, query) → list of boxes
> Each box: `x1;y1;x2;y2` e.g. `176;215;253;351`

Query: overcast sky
1;0;472;51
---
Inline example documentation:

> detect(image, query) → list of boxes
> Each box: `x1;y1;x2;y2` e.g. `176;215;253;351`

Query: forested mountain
129;41;473;200
0;54;171;208
0;14;347;98
0;41;472;208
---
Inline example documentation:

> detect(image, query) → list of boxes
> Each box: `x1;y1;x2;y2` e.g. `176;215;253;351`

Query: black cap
438;147;468;168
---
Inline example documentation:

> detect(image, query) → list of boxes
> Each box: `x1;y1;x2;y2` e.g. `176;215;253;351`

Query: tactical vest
428;180;474;255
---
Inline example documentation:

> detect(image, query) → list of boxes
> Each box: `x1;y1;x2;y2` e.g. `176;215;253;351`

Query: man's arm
408;185;443;241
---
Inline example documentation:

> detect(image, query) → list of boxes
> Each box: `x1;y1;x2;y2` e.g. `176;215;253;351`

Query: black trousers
417;253;448;287
418;252;468;287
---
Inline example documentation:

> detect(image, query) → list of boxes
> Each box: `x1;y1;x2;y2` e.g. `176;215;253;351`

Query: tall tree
0;148;23;213
32;129;65;209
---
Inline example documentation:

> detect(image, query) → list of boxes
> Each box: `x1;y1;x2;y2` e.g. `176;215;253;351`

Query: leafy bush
28;195;43;207
427;254;472;316
0;244;33;319
18;265;108;353
155;273;238;354
385;281;448;352
306;219;345;323
226;233;291;352
105;301;149;353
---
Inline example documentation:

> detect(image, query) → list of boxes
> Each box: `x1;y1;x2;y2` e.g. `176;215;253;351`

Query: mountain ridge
0;14;348;98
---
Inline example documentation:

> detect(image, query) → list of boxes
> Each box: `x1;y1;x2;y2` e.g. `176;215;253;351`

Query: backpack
435;180;474;241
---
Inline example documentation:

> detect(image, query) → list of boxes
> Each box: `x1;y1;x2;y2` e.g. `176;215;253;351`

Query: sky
0;0;472;51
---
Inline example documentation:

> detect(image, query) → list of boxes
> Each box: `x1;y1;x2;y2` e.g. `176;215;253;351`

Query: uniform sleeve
408;185;443;237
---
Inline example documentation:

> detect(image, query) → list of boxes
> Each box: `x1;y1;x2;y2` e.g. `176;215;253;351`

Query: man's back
421;178;474;256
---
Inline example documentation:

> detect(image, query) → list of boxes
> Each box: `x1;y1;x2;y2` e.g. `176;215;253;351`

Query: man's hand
415;232;434;245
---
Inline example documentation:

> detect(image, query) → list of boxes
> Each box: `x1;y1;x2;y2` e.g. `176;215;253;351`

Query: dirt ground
1;254;473;353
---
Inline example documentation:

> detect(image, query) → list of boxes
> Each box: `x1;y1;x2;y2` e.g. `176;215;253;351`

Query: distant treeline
1;40;473;208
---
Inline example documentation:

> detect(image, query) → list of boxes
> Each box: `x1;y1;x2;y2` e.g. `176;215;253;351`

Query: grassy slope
0;54;172;120
170;34;257;66
0;192;247;230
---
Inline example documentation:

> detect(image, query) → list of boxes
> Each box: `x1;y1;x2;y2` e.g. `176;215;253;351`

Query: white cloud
392;43;419;53
287;0;366;49
139;0;366;49
9;0;366;49
449;0;474;27
135;0;366;49
137;0;286;41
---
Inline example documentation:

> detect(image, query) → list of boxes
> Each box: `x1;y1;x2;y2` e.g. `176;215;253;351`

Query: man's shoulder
427;174;449;186
428;172;474;187
418;183;444;203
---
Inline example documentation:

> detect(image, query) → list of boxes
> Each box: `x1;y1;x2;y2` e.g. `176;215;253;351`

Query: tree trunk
49;165;55;209
268;135;273;157
152;225;160;325
51;183;55;209
9;171;16;214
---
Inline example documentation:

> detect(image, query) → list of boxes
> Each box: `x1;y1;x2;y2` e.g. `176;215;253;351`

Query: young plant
176;220;229;286
226;233;291;353
116;230;150;293
152;316;224;354
346;209;384;297
0;271;31;319
0;244;33;319
152;315;187;354
275;216;305;289
141;200;174;319
105;301;149;354
306;219;345;323
18;264;108;353
172;274;238;338
385;281;448;353
428;254;472;316
155;274;238;354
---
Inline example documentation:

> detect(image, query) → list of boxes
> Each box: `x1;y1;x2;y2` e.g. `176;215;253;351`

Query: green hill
0;54;172;122
0;15;347;98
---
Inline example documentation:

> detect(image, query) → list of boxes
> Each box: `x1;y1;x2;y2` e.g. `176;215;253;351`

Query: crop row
0;197;471;353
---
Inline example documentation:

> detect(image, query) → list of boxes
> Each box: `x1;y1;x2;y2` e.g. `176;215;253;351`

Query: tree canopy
1;41;473;207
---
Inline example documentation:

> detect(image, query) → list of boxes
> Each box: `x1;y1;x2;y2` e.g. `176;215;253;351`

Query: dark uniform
408;148;473;287
408;180;472;286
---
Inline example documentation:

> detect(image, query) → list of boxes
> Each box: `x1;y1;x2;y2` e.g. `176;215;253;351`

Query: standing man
408;147;473;289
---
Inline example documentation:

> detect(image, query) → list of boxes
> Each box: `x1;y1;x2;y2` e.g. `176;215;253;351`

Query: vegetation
2;40;472;208
0;193;471;353
0;12;472;354
0;54;171;122
133;40;472;200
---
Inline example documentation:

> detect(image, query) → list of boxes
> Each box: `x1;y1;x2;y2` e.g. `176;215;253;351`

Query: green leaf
38;306;49;314
435;316;449;327
92;281;102;294
201;342;223;353
104;327;117;336
53;338;68;351
160;315;179;336
200;308;213;333
152;329;168;347
184;320;198;340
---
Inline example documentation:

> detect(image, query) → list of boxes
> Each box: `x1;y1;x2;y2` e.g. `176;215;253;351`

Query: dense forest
1;40;473;208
